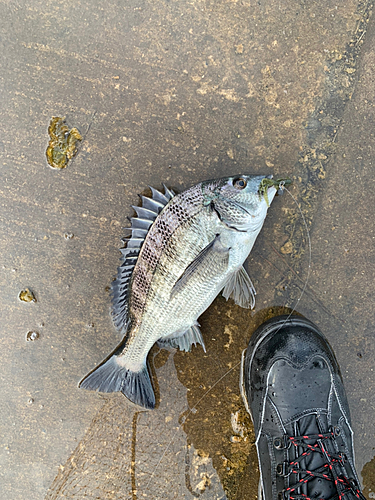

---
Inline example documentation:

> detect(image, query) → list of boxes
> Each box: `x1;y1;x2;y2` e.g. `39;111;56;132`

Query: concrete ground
0;0;374;499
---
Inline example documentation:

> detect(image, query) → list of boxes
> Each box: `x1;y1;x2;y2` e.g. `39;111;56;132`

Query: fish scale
79;174;290;409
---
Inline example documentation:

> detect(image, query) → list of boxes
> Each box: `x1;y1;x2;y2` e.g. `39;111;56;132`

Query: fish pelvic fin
158;324;206;353
222;265;256;309
79;355;155;410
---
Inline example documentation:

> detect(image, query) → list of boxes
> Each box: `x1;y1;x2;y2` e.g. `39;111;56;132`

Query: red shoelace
277;431;366;500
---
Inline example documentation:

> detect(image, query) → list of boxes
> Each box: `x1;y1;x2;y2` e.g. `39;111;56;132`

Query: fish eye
233;177;247;190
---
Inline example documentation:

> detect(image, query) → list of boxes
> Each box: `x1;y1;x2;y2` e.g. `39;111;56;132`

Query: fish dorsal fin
111;185;174;332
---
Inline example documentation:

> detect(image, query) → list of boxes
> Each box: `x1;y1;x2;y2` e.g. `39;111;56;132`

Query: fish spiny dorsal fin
162;183;176;200
149;186;169;205
126;218;153;233
111;185;174;333
131;206;159;221
140;196;165;213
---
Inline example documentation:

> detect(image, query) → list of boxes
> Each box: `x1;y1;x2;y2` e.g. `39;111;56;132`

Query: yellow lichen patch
224;325;234;349
280;240;293;255
46;117;82;169
231;410;246;437
234;43;244;55
18;288;36;303
226;148;234;160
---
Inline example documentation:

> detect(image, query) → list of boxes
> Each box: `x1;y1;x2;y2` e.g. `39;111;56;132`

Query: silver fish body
79;174;288;409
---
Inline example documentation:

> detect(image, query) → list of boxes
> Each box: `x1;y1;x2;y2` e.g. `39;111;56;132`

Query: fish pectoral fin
222;265;256;309
158;324;206;353
171;234;229;298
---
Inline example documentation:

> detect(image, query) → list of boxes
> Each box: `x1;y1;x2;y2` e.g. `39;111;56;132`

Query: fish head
203;174;291;231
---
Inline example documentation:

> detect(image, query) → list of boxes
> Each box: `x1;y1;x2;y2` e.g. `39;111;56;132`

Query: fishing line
271;183;312;325
145;184;312;491
144;363;238;490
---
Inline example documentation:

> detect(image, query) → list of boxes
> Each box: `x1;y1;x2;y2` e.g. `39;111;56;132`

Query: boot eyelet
274;437;282;449
276;462;291;477
333;426;341;436
349;478;359;488
274;436;291;450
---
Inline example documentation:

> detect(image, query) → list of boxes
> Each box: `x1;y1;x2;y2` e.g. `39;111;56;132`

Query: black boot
240;315;365;500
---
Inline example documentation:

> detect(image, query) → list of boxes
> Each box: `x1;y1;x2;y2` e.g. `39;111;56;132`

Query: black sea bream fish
79;174;290;409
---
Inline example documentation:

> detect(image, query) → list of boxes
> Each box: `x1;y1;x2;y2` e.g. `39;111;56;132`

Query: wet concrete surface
0;0;374;499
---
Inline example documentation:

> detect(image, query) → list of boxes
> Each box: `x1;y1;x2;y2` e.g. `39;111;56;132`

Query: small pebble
64;233;74;240
27;398;34;405
26;331;39;342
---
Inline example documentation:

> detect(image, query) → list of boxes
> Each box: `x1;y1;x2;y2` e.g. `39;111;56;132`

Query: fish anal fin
158;324;206;353
222;265;256;309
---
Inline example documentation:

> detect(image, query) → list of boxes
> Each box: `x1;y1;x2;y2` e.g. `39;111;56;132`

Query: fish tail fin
79;355;156;410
